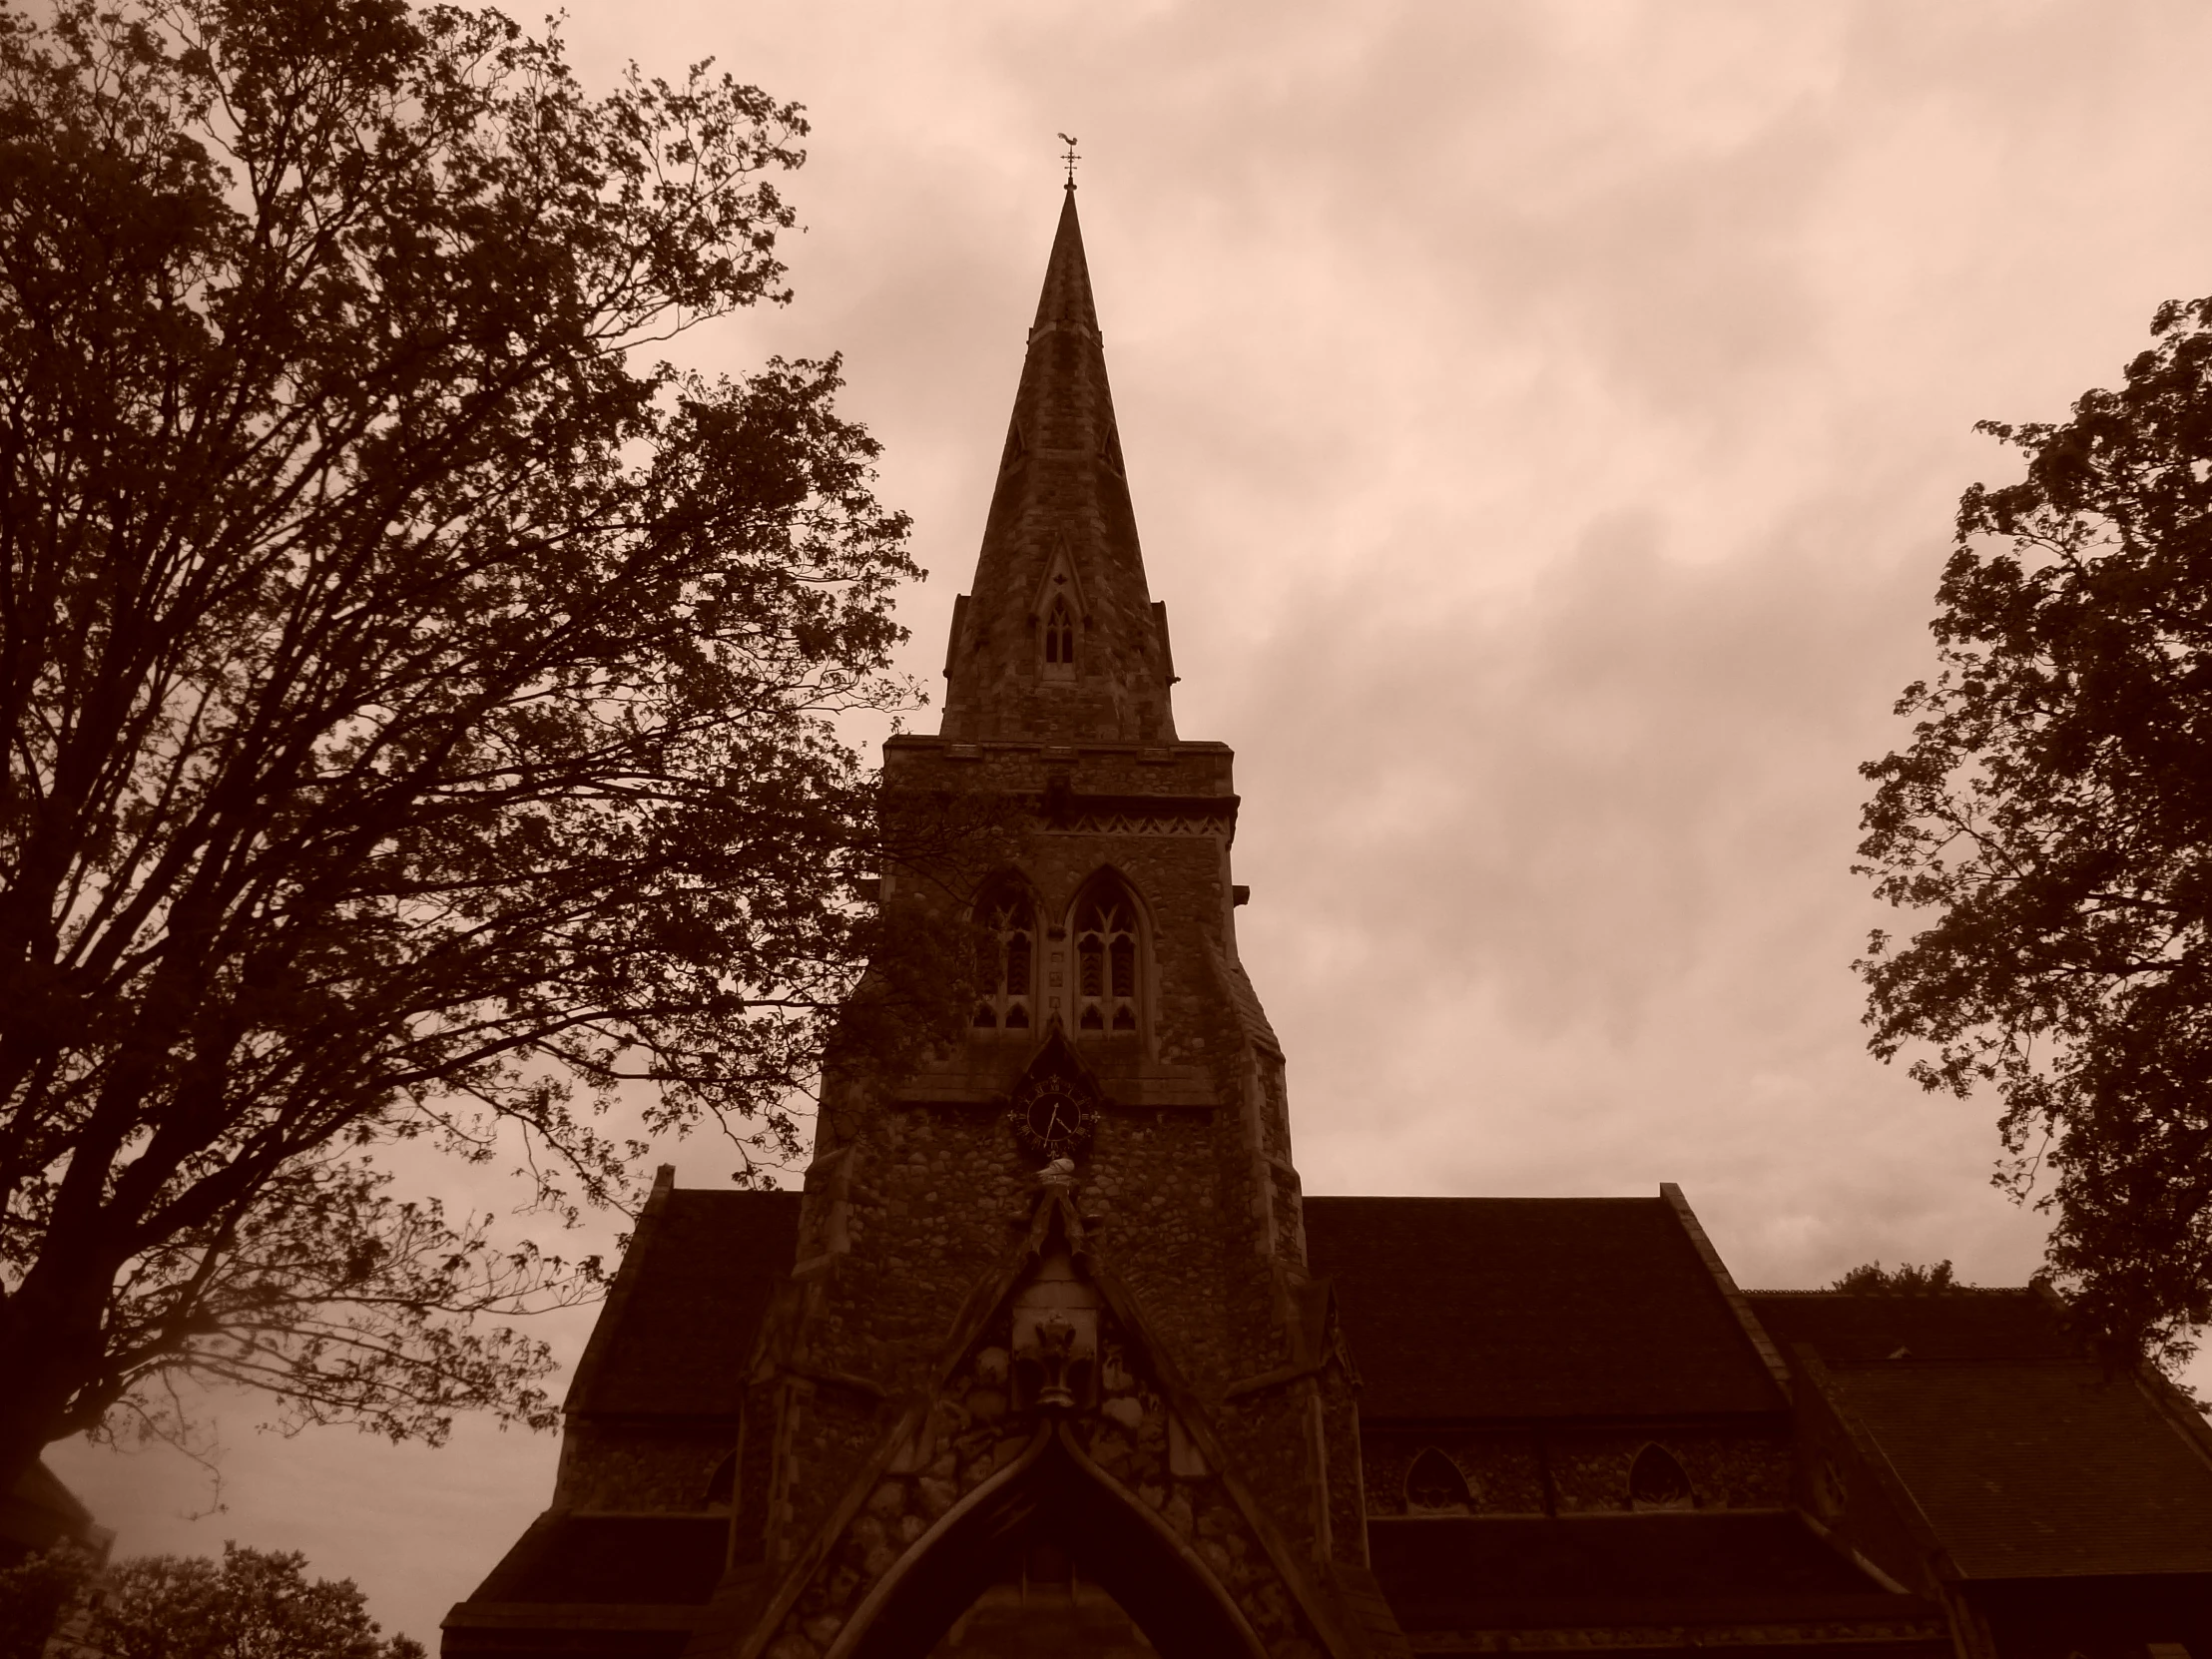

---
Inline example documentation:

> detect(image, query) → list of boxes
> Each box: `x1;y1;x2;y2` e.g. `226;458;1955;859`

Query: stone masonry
676;186;1399;1659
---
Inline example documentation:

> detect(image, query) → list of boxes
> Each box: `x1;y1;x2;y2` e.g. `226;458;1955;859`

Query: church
443;188;2212;1659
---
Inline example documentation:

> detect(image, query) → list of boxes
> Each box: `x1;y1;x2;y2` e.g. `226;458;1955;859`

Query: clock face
1009;1076;1096;1159
1026;1086;1082;1146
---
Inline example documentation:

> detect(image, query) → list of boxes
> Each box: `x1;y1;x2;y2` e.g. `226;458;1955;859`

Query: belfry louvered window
1074;890;1139;1033
973;885;1035;1030
1043;595;1077;668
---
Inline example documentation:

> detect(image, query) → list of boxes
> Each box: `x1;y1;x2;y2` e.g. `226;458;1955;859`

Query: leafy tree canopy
0;1542;94;1659
0;0;961;1491
1859;294;2212;1370
1829;1259;1962;1297
0;1541;424;1659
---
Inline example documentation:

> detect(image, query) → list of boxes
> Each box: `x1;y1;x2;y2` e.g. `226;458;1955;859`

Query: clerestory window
973;884;1036;1031
1629;1443;1694;1510
704;1451;736;1508
1073;887;1140;1034
1405;1447;1471;1514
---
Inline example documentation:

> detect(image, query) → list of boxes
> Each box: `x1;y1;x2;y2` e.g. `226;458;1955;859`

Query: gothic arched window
1628;1443;1694;1510
1405;1447;1471;1514
1073;882;1141;1034
972;882;1036;1031
1043;595;1077;670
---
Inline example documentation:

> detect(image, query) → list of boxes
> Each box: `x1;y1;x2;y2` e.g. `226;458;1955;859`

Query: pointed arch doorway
827;1425;1267;1659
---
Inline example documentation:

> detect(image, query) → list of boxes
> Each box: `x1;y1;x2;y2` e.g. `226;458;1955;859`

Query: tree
1858;294;2212;1370
0;1542;98;1659
1830;1260;1961;1296
0;0;946;1492
90;1543;420;1659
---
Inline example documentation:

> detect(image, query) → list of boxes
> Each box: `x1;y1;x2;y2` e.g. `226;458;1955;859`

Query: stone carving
1011;1252;1099;1412
1056;811;1234;839
1016;1316;1085;1410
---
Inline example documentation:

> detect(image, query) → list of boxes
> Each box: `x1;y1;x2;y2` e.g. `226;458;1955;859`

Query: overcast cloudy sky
47;0;2212;1645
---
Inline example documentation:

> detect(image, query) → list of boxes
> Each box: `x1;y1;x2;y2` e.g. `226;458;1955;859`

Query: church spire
939;191;1177;744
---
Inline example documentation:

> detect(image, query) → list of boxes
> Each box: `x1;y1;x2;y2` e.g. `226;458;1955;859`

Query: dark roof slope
1749;1289;2073;1365
468;1513;729;1606
566;1190;801;1417
1370;1512;1937;1631
1304;1197;1784;1420
0;1460;98;1563
1832;1360;2212;1579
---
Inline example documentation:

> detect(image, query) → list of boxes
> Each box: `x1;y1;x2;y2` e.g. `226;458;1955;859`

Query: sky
44;0;2212;1646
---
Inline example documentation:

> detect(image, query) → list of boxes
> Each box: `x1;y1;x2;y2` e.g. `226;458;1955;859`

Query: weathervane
1057;133;1080;190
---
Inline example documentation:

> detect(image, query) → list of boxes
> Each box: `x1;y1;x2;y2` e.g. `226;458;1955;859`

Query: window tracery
1073;885;1141;1033
1628;1443;1694;1510
1043;594;1077;671
1405;1447;1471;1513
972;883;1036;1031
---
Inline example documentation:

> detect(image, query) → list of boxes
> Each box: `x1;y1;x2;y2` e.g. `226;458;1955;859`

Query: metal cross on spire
1057;133;1080;190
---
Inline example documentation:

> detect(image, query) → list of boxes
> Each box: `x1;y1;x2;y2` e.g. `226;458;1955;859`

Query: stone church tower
447;183;2212;1659
687;186;1394;1659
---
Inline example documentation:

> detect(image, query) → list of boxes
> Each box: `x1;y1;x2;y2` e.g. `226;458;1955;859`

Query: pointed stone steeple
940;189;1178;743
448;187;1397;1659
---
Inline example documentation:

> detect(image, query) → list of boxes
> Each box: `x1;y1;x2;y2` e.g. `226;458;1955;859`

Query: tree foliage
1829;1259;1961;1297
67;1542;421;1659
0;1542;96;1659
0;0;946;1489
1859;294;2212;1369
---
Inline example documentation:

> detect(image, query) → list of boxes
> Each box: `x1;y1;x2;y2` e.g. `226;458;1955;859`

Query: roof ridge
1301;1193;1669;1205
1743;1285;2036;1298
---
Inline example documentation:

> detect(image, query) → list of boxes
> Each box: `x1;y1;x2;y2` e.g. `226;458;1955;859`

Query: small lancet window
1043;594;1077;670
972;885;1036;1031
1405;1447;1471;1514
1074;888;1140;1034
1628;1443;1694;1510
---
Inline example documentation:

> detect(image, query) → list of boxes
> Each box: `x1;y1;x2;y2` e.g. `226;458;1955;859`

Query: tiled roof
1748;1288;2073;1365
469;1513;729;1606
1303;1197;1786;1420
0;1459;96;1558
566;1190;801;1417
1832;1360;2212;1579
1369;1512;1936;1631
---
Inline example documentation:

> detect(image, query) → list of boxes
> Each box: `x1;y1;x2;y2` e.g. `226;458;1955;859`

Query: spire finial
1057;133;1080;191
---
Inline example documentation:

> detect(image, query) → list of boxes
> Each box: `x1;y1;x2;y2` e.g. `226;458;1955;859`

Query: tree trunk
0;1248;124;1495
